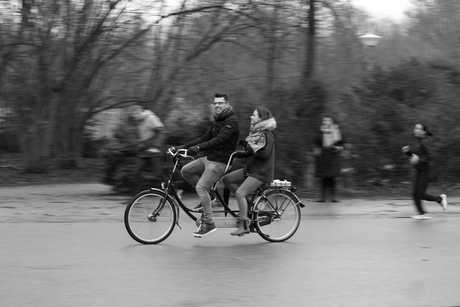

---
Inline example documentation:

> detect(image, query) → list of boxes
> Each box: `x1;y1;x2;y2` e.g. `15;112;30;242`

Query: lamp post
359;33;383;72
359;33;383;48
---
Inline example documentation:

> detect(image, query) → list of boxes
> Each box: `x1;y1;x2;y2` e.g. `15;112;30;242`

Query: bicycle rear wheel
253;189;301;242
124;190;176;244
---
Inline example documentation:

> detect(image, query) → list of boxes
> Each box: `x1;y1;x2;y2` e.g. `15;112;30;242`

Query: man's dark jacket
184;108;239;165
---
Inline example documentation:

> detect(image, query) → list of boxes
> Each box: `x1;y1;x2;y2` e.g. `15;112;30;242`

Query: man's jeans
181;157;226;224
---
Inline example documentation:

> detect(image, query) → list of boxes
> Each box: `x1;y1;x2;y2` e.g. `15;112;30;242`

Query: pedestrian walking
222;107;276;236
402;124;447;220
313;116;345;202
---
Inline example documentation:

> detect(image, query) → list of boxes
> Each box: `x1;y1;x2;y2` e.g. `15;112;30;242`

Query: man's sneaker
193;223;217;237
411;214;431;220
440;194;448;211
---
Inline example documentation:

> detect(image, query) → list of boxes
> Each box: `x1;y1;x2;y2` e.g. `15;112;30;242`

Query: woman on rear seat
222;107;277;236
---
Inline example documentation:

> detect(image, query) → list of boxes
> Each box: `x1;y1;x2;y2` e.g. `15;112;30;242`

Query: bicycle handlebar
167;147;194;160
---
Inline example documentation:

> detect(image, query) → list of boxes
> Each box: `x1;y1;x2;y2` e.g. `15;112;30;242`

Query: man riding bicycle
170;93;239;237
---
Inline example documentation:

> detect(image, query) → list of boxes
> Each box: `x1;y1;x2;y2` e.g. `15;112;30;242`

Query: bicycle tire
124;190;177;244
252;189;301;242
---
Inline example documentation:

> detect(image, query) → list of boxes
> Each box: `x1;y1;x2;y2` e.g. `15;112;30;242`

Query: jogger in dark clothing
402;124;448;219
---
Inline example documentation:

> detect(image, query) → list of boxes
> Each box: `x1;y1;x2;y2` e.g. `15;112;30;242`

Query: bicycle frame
125;148;304;243
149;149;242;228
165;149;304;221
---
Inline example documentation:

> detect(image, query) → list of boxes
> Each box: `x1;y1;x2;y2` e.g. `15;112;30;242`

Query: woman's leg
417;169;442;203
413;171;425;215
324;177;333;201
317;178;326;202
222;169;246;194
330;177;338;202
231;176;264;236
235;176;264;219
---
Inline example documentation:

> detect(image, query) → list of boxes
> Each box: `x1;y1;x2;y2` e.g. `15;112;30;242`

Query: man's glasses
211;101;226;106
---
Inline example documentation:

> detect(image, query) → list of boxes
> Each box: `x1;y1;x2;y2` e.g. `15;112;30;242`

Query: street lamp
359;33;383;48
359;33;383;73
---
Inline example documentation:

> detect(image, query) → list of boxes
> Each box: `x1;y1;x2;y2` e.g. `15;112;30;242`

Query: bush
338;59;460;186
0;130;20;153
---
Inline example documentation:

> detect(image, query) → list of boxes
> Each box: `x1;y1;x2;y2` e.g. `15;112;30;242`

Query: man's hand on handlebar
168;146;192;157
169;145;186;153
167;147;176;154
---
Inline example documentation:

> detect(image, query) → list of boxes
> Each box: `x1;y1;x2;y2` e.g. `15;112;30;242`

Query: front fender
149;188;181;221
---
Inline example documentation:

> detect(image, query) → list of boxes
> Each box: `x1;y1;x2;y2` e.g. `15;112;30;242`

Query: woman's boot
231;218;250;236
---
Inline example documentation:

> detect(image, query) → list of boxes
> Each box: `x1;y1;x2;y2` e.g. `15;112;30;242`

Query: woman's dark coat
313;132;345;178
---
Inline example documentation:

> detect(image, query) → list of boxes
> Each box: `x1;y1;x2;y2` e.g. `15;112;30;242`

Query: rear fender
289;192;305;208
264;188;305;208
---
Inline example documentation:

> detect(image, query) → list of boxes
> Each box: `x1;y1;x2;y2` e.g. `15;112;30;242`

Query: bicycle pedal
194;235;202;238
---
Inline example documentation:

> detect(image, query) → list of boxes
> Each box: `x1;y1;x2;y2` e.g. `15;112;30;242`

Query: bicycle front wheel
124;190;177;244
253;189;301;242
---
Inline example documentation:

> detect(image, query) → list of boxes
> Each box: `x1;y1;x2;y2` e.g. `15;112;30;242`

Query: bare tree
1;0;257;171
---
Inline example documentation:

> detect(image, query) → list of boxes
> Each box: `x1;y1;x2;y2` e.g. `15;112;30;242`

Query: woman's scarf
321;124;342;147
246;117;277;153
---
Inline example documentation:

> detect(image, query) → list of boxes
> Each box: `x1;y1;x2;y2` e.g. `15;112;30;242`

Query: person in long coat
313;116;345;202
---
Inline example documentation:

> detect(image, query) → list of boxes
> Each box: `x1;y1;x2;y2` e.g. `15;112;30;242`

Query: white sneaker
440;194;448;211
411;214;431;220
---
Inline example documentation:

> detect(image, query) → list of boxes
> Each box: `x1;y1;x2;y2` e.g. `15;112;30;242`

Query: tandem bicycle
124;148;304;244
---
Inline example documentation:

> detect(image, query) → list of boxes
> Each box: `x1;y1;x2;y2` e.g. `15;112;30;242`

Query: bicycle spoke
253;189;301;242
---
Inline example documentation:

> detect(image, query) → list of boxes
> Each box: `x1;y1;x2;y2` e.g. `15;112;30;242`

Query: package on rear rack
270;179;291;188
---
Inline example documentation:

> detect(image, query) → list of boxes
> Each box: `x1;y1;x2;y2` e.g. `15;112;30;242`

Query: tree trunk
20;115;52;173
266;2;279;101
303;0;316;83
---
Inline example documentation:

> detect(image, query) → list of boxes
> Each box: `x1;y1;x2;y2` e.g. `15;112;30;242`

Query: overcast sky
351;0;415;20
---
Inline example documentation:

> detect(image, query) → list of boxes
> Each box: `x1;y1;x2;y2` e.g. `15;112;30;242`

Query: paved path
2;184;460;307
1;183;459;223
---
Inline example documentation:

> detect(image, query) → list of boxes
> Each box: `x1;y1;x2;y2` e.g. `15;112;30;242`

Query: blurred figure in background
128;104;167;186
402;124;447;220
313;116;345;202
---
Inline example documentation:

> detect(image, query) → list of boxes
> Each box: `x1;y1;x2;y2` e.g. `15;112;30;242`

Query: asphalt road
1;184;460;307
